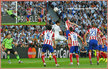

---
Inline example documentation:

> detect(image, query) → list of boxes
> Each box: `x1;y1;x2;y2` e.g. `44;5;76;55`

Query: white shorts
55;35;66;41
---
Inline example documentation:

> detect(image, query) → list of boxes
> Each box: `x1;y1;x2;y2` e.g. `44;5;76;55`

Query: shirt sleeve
10;38;13;43
41;31;45;36
97;28;101;33
58;27;61;32
68;34;71;38
52;32;55;39
2;39;6;45
86;29;89;33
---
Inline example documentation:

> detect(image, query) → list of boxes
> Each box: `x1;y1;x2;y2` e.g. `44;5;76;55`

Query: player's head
69;27;73;32
6;33;11;39
64;18;67;22
46;25;52;30
56;20;60;26
92;23;96;27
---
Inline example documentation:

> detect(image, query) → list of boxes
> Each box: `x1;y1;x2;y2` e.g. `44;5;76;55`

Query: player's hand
53;46;56;49
84;42;87;46
102;45;104;48
14;43;18;46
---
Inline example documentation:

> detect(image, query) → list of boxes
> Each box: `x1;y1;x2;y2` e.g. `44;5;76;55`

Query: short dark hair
69;27;73;31
46;25;52;30
56;20;60;24
64;18;67;21
6;33;10;37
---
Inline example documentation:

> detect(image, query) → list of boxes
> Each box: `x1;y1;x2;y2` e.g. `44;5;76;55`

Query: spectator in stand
80;46;87;57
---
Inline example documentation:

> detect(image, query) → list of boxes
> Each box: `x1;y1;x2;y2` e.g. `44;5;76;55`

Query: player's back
52;24;61;35
68;32;79;46
43;30;54;46
88;27;100;40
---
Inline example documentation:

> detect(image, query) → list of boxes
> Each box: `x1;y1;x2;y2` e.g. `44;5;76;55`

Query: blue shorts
99;45;107;52
66;30;70;39
70;46;78;53
99;45;104;51
89;39;98;50
42;44;54;53
104;45;107;52
26;15;30;18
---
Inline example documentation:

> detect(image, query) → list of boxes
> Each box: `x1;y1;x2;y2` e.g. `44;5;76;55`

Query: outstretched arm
78;35;83;44
84;32;89;46
68;21;78;27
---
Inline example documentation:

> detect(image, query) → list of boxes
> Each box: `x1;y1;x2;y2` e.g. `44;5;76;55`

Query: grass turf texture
1;58;107;68
2;22;46;25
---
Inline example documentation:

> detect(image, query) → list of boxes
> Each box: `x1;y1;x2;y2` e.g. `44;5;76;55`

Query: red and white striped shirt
68;32;80;46
41;30;55;46
26;8;32;15
98;36;104;45
87;27;101;40
65;20;75;30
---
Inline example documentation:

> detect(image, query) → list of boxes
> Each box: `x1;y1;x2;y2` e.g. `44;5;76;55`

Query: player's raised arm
68;21;78;27
78;35;84;44
97;29;103;36
84;31;89;46
52;33;56;48
39;32;44;42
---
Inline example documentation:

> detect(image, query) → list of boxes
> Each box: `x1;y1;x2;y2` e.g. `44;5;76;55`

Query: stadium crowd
48;1;107;37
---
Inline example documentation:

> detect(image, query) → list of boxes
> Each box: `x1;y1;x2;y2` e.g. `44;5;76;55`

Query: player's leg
75;46;79;66
41;44;47;67
103;46;107;62
94;40;99;65
88;40;93;65
99;45;105;62
6;50;11;64
48;45;59;67
49;52;52;60
14;51;22;63
104;45;107;62
26;15;30;23
69;46;74;65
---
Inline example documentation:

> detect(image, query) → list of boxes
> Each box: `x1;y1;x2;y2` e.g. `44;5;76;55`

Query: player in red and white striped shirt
26;6;32;23
64;18;78;39
98;35;107;62
84;24;103;65
39;25;59;67
68;27;83;66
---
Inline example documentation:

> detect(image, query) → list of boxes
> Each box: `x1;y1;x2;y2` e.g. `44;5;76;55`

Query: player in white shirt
52;20;66;41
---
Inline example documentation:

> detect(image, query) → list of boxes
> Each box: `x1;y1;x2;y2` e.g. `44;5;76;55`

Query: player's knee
14;51;18;55
42;52;45;55
7;51;10;54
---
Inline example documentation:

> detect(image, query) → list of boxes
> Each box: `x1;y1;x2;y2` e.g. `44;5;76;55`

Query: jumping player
98;35;107;62
64;18;78;39
26;6;32;23
2;33;22;64
39;25;59;67
84;24;103;65
68;27;83;66
52;20;67;41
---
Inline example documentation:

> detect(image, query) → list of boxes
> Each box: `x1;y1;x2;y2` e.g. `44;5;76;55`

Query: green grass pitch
2;22;46;25
1;58;107;68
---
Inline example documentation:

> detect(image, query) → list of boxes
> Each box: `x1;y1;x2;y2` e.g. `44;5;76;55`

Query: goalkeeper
5;9;17;18
2;33;22;64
